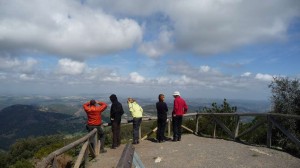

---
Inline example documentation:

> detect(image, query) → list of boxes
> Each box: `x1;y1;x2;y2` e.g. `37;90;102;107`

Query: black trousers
133;117;142;142
111;120;121;147
86;124;105;150
172;116;183;140
157;119;167;141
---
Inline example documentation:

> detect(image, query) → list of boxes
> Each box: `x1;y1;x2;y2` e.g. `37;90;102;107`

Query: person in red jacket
83;99;108;153
172;91;188;141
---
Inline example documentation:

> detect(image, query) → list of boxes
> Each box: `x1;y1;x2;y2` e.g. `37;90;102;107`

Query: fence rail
37;128;100;168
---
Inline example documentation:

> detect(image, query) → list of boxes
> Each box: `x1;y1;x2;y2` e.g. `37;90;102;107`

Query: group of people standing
82;91;188;153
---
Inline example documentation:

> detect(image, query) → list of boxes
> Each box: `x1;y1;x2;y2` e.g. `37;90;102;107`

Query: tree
269;77;300;116
200;99;237;138
268;77;300;156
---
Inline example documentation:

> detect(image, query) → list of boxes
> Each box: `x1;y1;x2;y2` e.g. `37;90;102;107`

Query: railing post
213;122;217;138
168;118;171;137
267;115;273;148
139;123;142;140
195;114;199;135
234;115;240;140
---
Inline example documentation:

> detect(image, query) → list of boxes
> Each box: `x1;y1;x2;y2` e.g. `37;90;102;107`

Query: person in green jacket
128;98;143;144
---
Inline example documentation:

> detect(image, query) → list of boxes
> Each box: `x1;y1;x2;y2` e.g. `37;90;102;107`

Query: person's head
109;94;118;102
90;99;96;106
128;97;134;103
158;94;165;102
172;91;180;98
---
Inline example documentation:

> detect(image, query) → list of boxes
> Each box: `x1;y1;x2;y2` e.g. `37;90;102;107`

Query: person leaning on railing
83;99;108;153
127;97;143;144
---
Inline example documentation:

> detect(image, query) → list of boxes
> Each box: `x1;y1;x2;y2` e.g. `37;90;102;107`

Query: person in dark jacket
156;94;169;143
109;94;124;149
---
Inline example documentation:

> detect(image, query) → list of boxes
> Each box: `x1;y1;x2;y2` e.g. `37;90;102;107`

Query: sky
0;0;300;100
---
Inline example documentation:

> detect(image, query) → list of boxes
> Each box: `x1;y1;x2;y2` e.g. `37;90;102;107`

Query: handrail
142;112;300;149
37;128;99;168
189;112;300;148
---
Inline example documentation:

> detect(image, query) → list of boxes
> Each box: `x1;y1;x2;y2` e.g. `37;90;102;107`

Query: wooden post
74;141;89;168
213;122;217;138
94;132;99;156
139;124;142;140
168;119;171;137
52;157;58;168
267;116;273;148
234;116;240;140
141;127;157;140
181;125;194;134
195;114;199;135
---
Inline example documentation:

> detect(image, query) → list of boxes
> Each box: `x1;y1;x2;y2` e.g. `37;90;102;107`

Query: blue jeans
133;117;142;142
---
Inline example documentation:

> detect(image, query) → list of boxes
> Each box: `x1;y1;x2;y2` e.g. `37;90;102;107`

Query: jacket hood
110;94;118;102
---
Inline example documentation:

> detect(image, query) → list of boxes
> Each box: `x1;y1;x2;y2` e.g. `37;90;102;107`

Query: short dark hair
90;99;96;105
158;94;164;101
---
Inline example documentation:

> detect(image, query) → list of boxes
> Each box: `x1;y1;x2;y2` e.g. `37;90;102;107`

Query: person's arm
164;102;168;112
183;100;188;114
110;104;115;120
173;99;179;116
97;101;108;112
83;102;90;111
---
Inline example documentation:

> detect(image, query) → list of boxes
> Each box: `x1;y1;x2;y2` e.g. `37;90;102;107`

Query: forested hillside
0;105;86;150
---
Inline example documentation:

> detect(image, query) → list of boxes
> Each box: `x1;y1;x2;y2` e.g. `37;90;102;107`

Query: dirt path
87;134;300;168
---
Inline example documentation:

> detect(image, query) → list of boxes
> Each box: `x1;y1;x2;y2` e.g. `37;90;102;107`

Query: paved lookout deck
87;134;300;168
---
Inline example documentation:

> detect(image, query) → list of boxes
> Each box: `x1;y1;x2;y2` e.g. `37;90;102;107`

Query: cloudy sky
0;0;299;100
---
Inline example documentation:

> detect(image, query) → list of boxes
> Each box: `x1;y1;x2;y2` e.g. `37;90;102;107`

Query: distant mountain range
0;104;86;150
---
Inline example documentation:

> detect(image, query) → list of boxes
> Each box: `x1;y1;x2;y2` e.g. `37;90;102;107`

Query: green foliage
9;159;34;168
269;77;300;156
0;151;9;168
202;99;237;113
199;99;237;138
239;117;267;145
0;134;80;167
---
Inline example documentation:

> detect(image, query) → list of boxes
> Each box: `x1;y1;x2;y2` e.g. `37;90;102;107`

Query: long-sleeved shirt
156;101;168;120
83;101;107;125
128;102;143;118
172;96;188;116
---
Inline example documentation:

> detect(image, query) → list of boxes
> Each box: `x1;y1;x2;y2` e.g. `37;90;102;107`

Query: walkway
87;134;300;168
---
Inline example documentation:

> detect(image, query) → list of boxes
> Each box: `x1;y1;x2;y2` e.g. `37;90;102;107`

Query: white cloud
20;74;34;81
0;0;142;59
56;58;86;75
156;77;170;84
0;57;38;73
200;65;211;72
129;72;145;83
242;72;252;77
165;0;300;54
255;73;274;81
103;72;122;82
86;0;300;55
138;29;173;58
